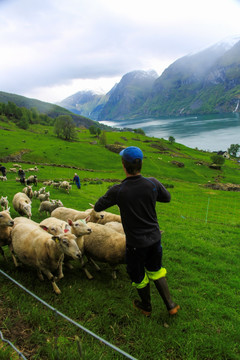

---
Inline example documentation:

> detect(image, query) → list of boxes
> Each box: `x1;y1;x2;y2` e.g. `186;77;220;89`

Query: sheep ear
67;219;73;226
85;215;91;223
52;235;60;243
89;203;94;208
40;225;49;232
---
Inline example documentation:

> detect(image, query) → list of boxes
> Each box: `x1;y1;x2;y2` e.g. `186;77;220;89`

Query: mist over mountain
58;90;111;120
97;70;158;120
59;36;240;120
143;38;240;116
58;70;158;120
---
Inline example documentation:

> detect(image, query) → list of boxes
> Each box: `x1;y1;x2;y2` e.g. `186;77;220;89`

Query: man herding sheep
0;164;7;177
73;173;81;189
94;146;180;317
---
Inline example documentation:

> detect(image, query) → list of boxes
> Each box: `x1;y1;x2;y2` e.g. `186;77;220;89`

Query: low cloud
0;0;240;102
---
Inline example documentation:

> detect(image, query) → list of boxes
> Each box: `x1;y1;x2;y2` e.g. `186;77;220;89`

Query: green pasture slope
0;120;239;360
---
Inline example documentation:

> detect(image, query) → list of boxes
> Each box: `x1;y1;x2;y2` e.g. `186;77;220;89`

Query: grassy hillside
0;91;109;129
0;120;239;360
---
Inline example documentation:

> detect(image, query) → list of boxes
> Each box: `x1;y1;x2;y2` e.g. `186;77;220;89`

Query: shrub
210;154;225;165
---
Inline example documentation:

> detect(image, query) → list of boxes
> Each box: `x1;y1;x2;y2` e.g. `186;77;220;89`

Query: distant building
217;151;230;159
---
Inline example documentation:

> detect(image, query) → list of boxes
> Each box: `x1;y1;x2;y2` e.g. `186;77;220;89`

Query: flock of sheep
0;176;125;295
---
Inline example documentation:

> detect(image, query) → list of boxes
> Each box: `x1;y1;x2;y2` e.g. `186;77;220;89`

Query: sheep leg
112;270;117;280
51;279;61;294
41;268;61;294
64;260;74;269
37;269;44;281
111;265;119;280
79;257;94;279
56;261;64;280
0;247;7;262
89;257;101;271
9;246;20;267
82;265;94;280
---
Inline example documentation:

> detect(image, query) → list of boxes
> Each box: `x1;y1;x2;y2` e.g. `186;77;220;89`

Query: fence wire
0;269;137;360
0;330;27;360
170;191;240;227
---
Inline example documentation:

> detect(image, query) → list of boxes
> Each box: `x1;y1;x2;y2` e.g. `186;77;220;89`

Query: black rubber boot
154;277;180;315
133;283;152;317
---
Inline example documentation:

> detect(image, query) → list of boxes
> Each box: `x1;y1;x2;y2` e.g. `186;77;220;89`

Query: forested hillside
0;91;104;129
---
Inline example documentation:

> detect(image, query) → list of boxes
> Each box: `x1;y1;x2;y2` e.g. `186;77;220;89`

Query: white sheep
13;216;39;226
14;216;65;236
33;190;40;198
38;200;63;216
28;166;39;172
40;217;71;234
51;182;60;188
0;196;9;211
26;175;37;186
0;210;14;261
97;211;121;224
12;192;32;218
40;216;93;277
82;222;126;279
86;204;121;224
22;185;33;199
59;181;72;193
38;187;46;194
43;180;53;186
11;222;81;294
0;176;7;181
40;216;90;237
51;206;104;223
38;191;50;202
104;221;125;234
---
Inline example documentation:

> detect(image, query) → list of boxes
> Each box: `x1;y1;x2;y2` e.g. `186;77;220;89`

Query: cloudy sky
1;0;240;104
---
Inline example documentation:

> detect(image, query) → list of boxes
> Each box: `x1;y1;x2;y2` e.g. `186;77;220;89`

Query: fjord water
99;113;240;152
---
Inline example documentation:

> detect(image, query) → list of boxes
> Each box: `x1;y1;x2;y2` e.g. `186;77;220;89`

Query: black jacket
94;175;171;248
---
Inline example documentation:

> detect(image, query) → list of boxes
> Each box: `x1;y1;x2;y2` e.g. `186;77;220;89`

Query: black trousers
126;240;162;284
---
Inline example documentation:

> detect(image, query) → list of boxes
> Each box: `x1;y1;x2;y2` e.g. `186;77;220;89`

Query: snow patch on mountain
188;35;240;56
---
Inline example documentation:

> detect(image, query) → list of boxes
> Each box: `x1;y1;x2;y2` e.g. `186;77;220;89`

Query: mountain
0;91;105;128
59;70;158;121
141;38;240;116
59;36;240;120
97;70;158;120
58;90;111;120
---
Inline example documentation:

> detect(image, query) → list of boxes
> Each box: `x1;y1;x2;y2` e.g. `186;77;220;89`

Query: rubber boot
133;283;152;317
154;277;180;315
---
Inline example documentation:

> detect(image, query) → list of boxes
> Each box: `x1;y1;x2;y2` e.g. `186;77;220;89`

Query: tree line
0;101;54;129
0;101;103;141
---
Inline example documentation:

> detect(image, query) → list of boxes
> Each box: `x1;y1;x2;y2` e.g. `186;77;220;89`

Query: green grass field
0;120;239;359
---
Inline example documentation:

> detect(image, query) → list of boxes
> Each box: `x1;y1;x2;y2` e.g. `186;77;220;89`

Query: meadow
0;120;239;359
